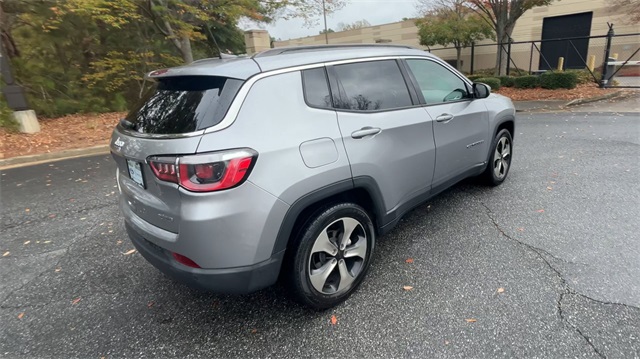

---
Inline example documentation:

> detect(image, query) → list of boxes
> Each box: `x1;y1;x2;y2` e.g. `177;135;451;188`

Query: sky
243;0;421;41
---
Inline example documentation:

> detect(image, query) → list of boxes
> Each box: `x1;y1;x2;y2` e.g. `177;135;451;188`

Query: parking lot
1;109;639;358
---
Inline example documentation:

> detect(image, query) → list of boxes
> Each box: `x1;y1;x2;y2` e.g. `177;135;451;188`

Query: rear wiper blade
119;118;135;130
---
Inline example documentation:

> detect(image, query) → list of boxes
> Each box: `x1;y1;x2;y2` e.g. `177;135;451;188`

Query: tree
466;0;554;75
337;19;371;31
416;0;493;70
319;28;335;34
610;0;640;23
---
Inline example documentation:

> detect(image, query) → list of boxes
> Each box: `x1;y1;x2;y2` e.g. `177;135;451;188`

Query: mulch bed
1;112;124;159
495;83;615;101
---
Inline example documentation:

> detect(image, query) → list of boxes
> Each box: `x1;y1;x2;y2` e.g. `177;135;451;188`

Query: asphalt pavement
1;108;639;358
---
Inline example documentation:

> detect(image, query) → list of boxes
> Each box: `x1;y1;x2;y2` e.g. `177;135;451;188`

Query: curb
0;145;110;170
564;90;625;107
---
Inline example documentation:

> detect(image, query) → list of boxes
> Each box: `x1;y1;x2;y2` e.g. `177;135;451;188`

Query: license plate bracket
126;159;145;188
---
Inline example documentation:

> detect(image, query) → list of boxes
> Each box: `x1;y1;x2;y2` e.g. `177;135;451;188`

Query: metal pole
506;37;512;76
322;0;329;44
600;23;614;88
529;42;534;74
470;42;475;75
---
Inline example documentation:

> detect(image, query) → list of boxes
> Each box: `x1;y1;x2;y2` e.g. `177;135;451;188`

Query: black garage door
539;12;593;70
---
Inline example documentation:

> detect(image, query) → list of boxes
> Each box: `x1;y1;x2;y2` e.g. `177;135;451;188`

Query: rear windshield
126;76;243;134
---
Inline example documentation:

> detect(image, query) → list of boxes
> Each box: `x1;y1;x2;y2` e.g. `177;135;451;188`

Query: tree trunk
456;46;462;70
178;35;193;64
494;23;516;76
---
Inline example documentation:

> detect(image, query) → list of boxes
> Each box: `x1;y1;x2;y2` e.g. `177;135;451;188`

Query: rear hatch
111;75;244;233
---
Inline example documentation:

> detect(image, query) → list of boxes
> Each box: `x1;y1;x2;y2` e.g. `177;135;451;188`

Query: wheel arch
271;179;386;255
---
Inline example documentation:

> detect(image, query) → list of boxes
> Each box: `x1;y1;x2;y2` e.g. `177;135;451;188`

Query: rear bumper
125;222;284;294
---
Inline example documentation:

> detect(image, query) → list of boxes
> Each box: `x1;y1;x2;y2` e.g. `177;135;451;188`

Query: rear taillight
148;149;257;193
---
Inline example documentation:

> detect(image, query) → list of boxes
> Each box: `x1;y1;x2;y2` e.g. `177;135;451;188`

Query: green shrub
0;98;18;131
539;71;579;89
514;75;540;89
566;69;596;85
467;74;485;82
498;76;516;87
472;68;495;76
475;77;501;90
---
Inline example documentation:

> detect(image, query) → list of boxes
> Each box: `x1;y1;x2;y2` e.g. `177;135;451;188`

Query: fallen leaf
123;249;137;255
465;318;477;323
405;258;414;264
24;240;31;245
537;209;545;213
43;241;51;244
444;340;450;345
517;228;524;232
250;328;258;334
147;301;155;308
17;312;25;319
497;287;505;293
25;208;30;212
54;268;61;272
330;315;338;325
48;214;56;218
2;251;9;257
403;285;414;291
546;187;553;190
116;240;123;245
80;217;86;220
71;297;81;305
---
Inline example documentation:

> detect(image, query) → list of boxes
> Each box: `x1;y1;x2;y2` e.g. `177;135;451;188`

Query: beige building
273;0;639;74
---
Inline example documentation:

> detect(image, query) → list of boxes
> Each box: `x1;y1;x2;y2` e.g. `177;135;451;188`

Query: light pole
322;0;329;44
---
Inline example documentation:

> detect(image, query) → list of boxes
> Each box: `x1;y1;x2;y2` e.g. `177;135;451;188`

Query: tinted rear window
332;60;412;111
126;76;243;134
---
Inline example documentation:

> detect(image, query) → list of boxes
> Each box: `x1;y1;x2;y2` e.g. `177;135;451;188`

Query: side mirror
473;83;491;99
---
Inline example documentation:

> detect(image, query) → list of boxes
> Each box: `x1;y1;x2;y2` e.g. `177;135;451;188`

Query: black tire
287;203;375;310
481;129;513;186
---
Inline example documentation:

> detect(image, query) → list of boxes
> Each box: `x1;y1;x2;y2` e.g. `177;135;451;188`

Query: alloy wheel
307;217;367;295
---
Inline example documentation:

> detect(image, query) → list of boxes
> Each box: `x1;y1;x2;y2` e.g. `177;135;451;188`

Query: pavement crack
559;293;607;359
481;201;607;359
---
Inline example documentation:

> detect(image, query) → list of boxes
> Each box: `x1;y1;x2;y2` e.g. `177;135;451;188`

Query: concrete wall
273;0;639;73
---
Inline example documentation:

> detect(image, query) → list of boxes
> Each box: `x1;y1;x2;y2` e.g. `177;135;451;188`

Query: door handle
436;113;454;122
351;127;381;139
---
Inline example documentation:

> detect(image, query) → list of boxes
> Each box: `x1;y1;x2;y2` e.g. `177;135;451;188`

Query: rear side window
126;76;243;134
332;60;413;111
302;68;333;109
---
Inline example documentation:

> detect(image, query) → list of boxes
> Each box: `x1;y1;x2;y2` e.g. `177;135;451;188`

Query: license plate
127;159;145;188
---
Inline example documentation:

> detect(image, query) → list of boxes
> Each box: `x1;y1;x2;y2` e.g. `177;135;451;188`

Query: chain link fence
427;27;640;88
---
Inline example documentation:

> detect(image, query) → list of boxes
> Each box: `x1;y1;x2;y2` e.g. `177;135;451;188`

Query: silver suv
111;44;515;310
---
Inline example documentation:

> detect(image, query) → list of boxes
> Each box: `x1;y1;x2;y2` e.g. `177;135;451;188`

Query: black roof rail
252;44;416;58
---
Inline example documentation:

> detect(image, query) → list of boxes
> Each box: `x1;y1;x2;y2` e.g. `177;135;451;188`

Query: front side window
332;60;413;111
406;59;470;105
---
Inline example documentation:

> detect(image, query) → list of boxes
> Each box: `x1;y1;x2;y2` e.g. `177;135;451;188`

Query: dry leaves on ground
123;249;137;256
495;83;613;101
405;258;414;264
497;287;505;293
465;318;477;323
17;312;25;319
403;285;414;291
1;112;124;159
330;315;338;325
71;297;82;305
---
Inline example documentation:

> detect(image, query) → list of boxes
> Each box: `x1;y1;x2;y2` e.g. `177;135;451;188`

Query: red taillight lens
148;149;257;192
149;160;179;183
171;252;201;268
